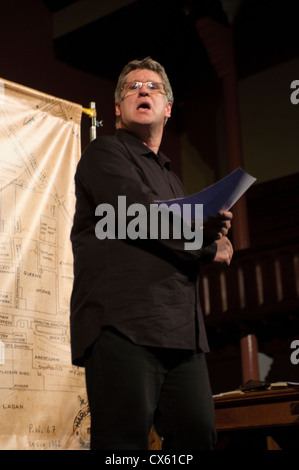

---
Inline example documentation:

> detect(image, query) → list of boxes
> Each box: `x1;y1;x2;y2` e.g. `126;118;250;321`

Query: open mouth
137;102;151;110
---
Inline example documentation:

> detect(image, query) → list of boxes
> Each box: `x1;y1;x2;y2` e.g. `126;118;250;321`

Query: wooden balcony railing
199;239;299;331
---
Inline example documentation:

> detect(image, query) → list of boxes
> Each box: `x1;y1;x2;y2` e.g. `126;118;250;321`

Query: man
70;57;233;450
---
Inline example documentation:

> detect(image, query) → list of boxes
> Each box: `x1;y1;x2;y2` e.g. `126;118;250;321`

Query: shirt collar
115;129;171;169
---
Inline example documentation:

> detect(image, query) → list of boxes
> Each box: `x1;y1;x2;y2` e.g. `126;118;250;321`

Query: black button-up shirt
70;129;216;366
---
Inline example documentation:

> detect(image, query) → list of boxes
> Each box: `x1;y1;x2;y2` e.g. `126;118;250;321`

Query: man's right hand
213;236;233;265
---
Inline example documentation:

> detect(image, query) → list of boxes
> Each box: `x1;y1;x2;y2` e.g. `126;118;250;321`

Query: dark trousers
85;328;217;450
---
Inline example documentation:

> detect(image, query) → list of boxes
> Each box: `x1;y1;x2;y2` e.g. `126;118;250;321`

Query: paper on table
157;168;256;221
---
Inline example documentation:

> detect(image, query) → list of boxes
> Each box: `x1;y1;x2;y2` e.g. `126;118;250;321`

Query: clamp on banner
82;101;103;141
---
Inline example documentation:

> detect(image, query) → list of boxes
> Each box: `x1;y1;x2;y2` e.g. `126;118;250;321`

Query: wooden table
214;387;299;449
149;387;299;450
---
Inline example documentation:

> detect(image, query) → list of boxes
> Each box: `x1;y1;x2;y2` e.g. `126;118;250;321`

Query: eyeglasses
122;81;165;96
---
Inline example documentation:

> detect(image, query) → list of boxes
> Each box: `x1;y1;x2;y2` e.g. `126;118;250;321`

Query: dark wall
0;0;182;174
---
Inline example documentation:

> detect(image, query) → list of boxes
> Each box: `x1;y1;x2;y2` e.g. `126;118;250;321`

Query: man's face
115;69;172;132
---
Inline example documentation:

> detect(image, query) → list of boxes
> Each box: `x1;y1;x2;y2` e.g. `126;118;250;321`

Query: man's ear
165;102;172;119
115;103;121;117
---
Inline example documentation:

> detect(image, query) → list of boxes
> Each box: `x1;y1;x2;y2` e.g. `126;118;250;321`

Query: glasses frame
121;81;166;97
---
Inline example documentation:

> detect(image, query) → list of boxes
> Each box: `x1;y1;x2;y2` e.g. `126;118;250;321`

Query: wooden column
196;17;260;382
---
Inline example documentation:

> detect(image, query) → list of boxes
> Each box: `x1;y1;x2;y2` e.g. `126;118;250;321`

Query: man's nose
139;83;149;95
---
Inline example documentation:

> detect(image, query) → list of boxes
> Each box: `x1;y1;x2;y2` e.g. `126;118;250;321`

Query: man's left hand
203;210;233;241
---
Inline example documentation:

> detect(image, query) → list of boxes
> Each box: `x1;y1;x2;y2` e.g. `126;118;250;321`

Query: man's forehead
126;68;161;82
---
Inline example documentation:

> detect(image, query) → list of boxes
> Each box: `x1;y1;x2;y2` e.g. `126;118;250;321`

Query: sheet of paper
157;168;256;220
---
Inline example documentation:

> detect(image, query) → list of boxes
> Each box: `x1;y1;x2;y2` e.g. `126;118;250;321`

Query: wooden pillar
221;72;251;250
240;334;260;383
196;17;260;382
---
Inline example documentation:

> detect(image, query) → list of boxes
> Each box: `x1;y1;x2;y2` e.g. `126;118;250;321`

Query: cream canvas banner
0;78;90;450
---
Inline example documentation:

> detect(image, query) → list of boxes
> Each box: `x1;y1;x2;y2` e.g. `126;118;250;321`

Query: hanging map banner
0;78;90;450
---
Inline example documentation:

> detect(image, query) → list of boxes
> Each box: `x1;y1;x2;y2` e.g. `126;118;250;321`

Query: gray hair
114;57;174;126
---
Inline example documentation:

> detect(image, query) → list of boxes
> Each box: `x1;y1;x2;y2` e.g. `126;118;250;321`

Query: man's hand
214;236;233;265
203;210;233;241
